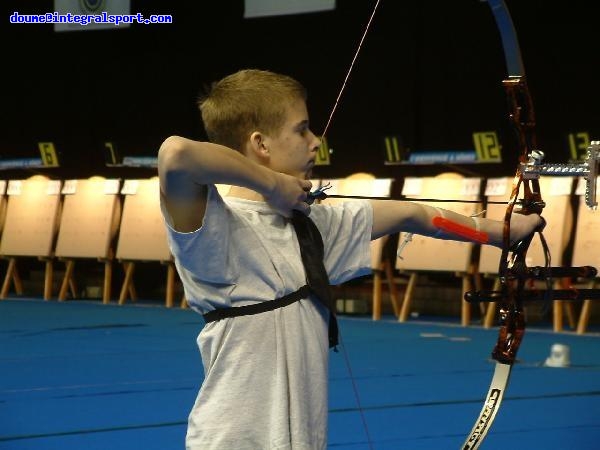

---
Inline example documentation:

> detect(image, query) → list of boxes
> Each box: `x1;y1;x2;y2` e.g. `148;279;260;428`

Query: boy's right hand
265;173;313;218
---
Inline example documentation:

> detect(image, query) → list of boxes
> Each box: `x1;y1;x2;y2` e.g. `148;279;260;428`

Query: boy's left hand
508;213;545;245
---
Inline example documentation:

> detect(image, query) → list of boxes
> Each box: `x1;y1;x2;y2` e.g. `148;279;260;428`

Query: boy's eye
296;121;310;135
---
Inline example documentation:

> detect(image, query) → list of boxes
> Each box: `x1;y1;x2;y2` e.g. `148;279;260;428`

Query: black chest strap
202;285;311;323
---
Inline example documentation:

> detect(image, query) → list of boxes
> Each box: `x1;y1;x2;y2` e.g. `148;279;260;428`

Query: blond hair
199;69;307;152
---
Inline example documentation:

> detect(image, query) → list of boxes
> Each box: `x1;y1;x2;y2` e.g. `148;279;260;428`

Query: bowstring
319;2;382;449
337;330;374;449
320;0;382;141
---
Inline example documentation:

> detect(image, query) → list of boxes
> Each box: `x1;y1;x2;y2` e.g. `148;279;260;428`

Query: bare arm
370;200;542;247
158;136;312;232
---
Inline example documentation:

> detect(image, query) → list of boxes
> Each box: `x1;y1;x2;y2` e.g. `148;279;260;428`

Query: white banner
244;0;335;18
54;0;131;32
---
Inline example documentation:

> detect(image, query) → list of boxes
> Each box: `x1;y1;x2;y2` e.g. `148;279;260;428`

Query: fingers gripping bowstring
320;2;382;449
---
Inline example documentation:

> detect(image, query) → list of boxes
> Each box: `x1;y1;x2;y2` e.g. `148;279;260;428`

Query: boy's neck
226;186;265;202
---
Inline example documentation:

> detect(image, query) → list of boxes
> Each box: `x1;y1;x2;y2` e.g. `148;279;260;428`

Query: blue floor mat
2;299;600;449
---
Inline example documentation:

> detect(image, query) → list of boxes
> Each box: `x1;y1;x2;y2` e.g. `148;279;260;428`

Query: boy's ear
249;131;270;159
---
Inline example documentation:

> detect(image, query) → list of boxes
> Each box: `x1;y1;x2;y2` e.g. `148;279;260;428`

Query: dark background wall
3;0;599;182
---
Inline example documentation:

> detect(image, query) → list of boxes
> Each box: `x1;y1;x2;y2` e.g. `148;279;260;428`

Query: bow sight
520;142;600;209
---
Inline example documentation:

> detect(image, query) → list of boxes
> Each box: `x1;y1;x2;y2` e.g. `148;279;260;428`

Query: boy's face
263;98;321;180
